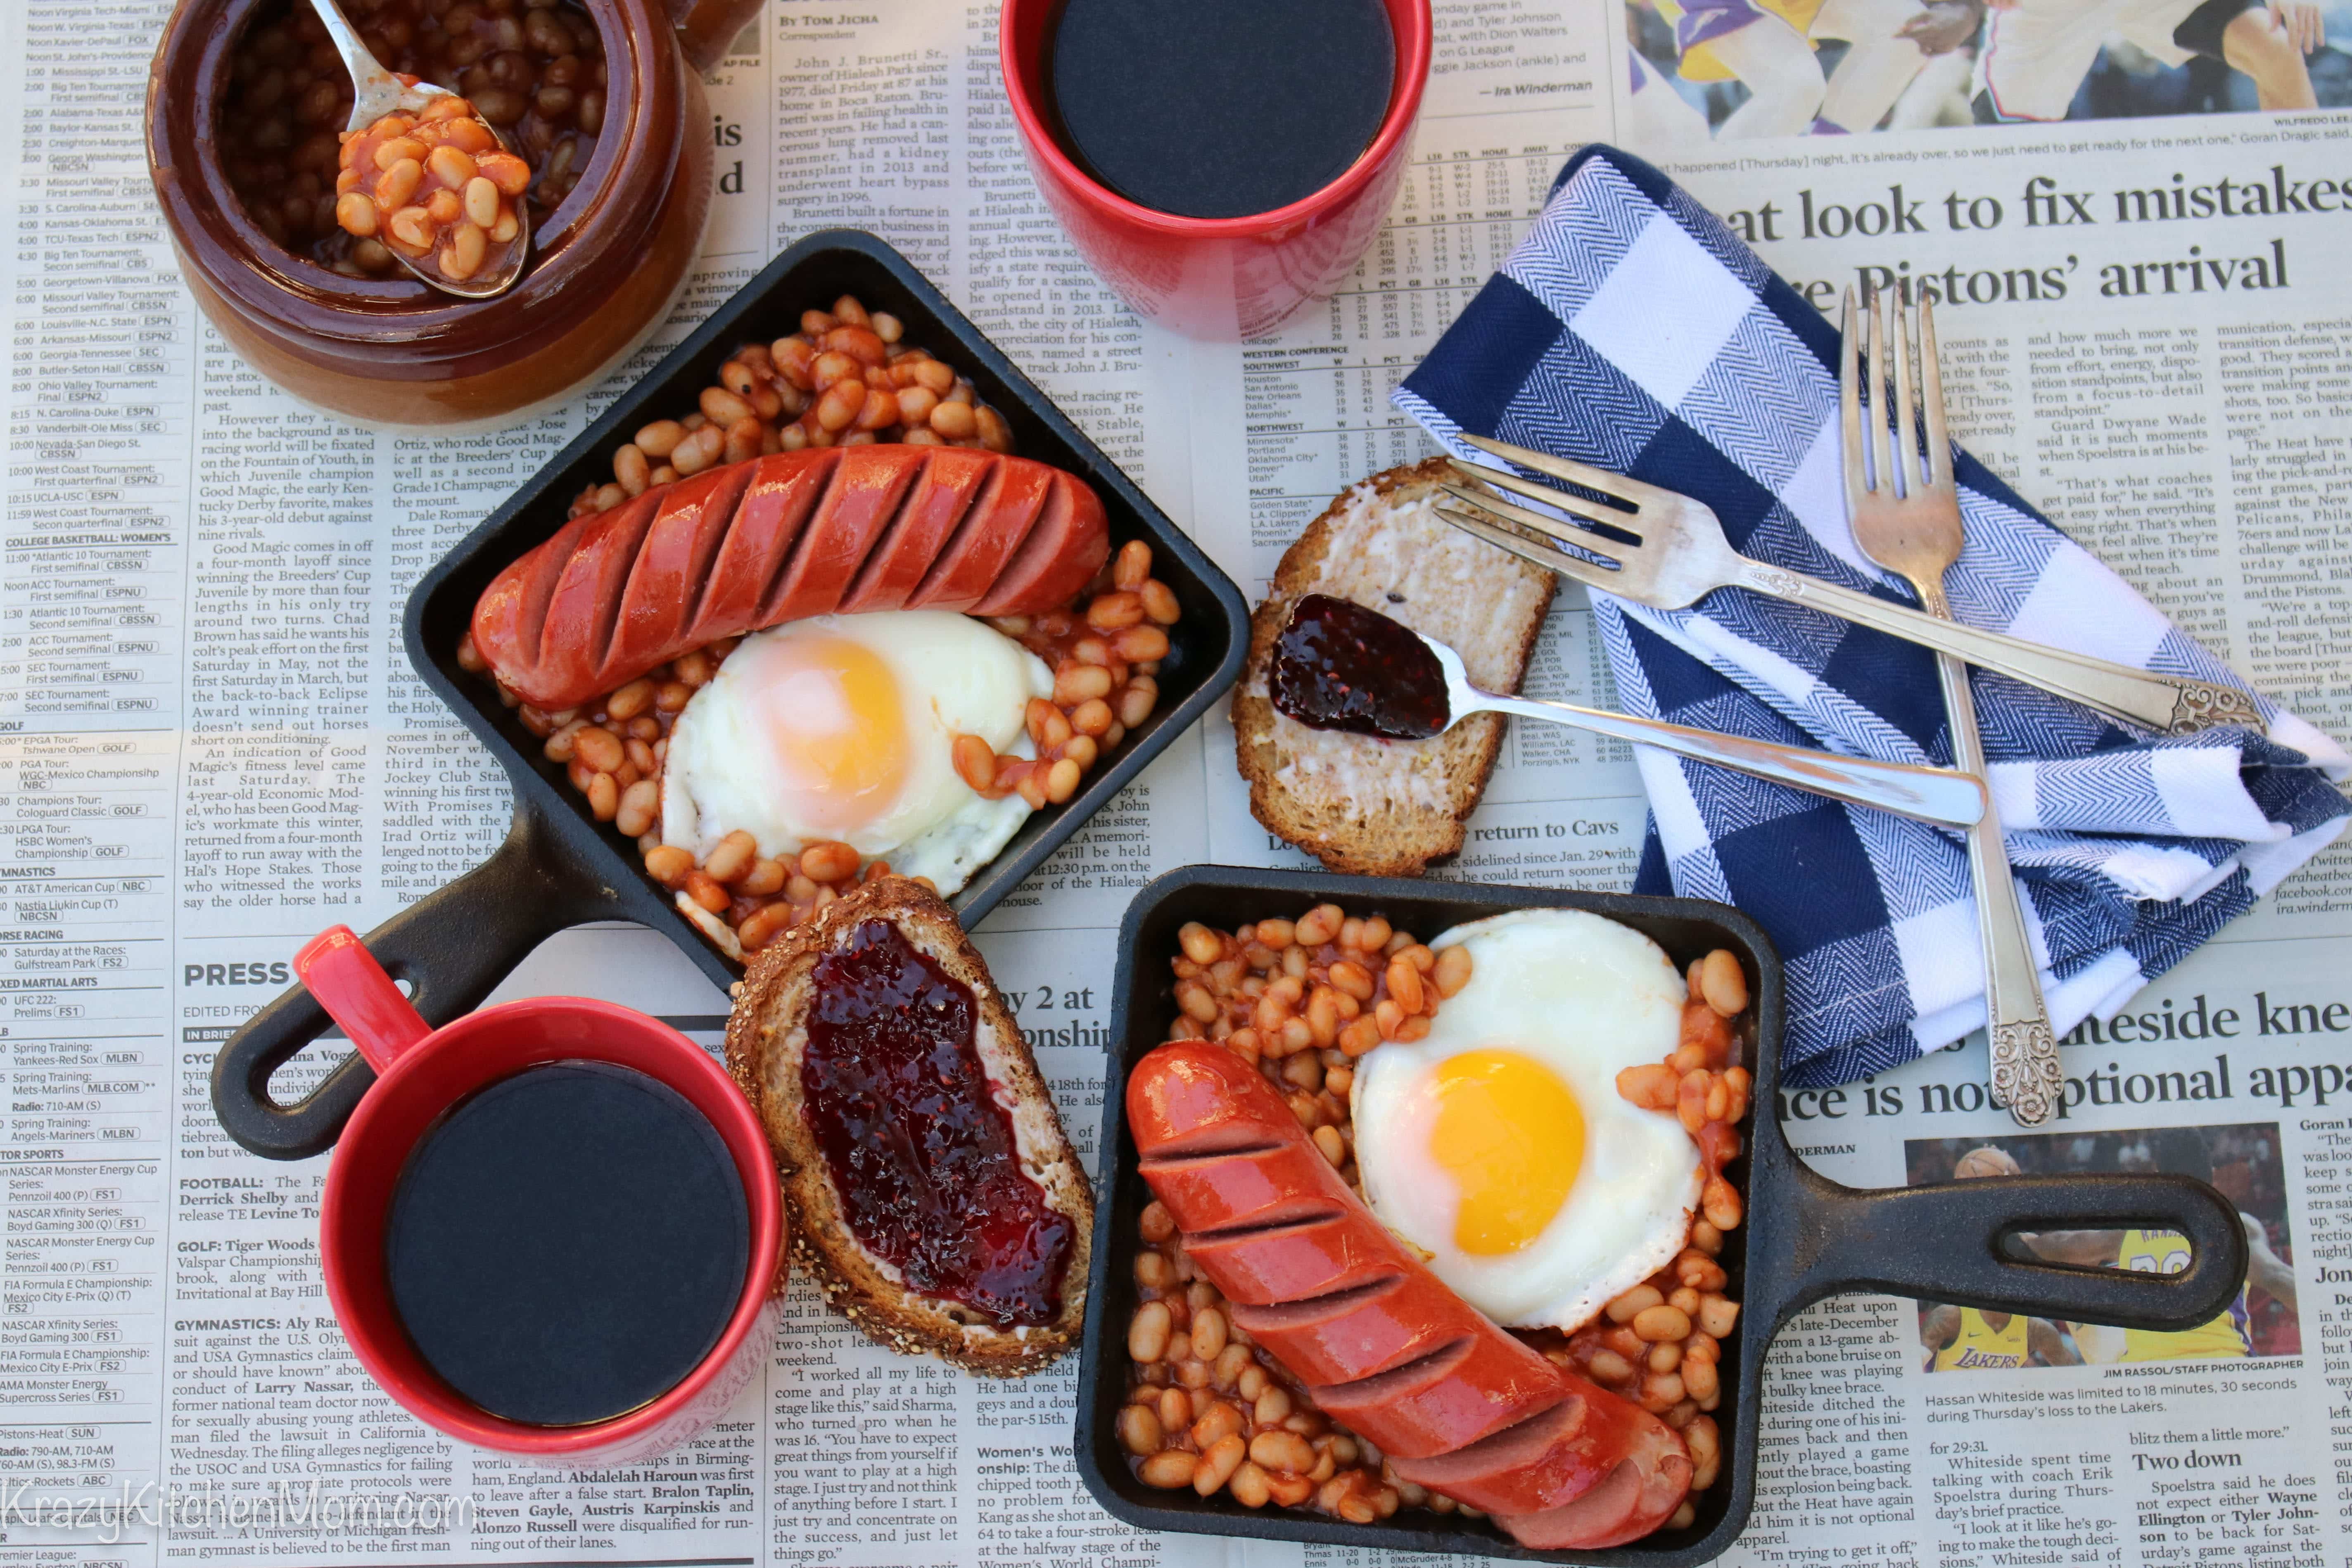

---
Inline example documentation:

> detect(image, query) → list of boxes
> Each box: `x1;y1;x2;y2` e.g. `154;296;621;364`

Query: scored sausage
1127;1041;1692;1550
472;445;1110;708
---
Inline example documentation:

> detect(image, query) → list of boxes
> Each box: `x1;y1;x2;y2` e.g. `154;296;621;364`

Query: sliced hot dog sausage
472;445;1109;708
1127;1041;1692;1548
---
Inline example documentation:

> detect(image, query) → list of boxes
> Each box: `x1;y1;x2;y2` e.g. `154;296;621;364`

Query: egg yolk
1426;1048;1585;1256
753;634;908;830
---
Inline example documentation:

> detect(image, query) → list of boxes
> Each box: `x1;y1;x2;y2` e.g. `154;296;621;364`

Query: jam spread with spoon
1270;593;1453;740
801;920;1072;1327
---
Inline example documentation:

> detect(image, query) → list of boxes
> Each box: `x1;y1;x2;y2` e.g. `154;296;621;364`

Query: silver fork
1431;440;2262;739
1844;287;2060;1128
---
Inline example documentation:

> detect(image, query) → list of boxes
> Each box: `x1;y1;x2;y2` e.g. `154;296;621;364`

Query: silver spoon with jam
309;0;532;299
1271;594;1988;828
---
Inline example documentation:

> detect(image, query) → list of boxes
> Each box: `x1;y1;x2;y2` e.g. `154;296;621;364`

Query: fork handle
1731;561;2263;738
1916;582;2065;1128
1465;693;1987;828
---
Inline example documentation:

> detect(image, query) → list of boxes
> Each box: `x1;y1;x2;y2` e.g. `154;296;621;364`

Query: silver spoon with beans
309;0;532;299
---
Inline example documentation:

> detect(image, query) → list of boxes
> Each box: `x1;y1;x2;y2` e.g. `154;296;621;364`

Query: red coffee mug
298;926;784;1465
999;0;1431;339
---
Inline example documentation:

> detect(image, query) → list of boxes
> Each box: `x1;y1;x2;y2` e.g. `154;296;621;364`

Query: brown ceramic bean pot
147;0;756;429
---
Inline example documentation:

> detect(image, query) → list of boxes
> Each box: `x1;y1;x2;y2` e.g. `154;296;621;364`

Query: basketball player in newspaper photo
1918;1145;2086;1369
1909;1125;2300;1369
1975;0;2326;117
1623;0;2339;134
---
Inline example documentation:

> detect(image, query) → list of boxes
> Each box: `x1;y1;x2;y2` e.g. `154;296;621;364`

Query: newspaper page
2;0;2351;1566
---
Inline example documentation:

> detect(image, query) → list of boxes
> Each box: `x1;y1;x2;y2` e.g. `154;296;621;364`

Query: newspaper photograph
4;0;2352;1564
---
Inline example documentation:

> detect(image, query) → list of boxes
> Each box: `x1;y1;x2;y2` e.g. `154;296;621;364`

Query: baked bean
643;844;693;886
1433;943;1474;998
976;405;1013;452
1235;1366;1268;1402
1194;1434;1246;1496
703;830;756;885
1182;1303;1227;1360
1112;538;1152;591
1128;1301;1172;1363
579;770;616;819
1178;922;1224;966
738;857;787;897
1157;1386;1192;1432
1115;1404;1162;1457
1183;1398;1239;1452
1700;948;1748;1015
1087;591;1146;631
1284;903;1334;948
928;399;977;439
1043;757;1082;804
736;901;795;952
1588;1347;1636;1384
1607;1284;1663;1324
1140;578;1182;624
1118;679;1158;730
1212;1343;1251;1390
1312;1124;1346;1166
1138;1199;1176;1243
1253;1385;1292;1426
1134;1250;1172;1290
799;841;860;883
1616;1061;1680;1110
1138;1451;1196;1490
1055;662;1114;705
1698;1293;1739;1337
1633;1304;1692;1343
615;779;658;838
1682;1352;1719;1403
1690;1423;1721;1489
1702;1176;1743;1231
1385;957;1425;1015
683;870;728;913
1229;1462;1272;1509
1113;624;1169;662
670;423;723;474
572;725;622;773
1250;1431;1315;1475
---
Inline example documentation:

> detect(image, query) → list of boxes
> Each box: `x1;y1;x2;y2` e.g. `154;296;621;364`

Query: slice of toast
724;877;1092;1376
1234;458;1557;877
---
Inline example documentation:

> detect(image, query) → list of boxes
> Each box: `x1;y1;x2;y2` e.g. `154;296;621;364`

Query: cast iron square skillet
1080;866;2251;1565
213;230;1250;1162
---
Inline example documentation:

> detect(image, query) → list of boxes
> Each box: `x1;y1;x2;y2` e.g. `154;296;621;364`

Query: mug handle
1761;1163;2250;1333
209;806;625;1161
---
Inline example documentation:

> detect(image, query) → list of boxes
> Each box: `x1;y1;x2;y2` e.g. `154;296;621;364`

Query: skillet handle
1766;1166;2250;1332
209;806;624;1161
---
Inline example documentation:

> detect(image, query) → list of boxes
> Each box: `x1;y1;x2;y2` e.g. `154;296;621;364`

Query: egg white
660;611;1052;898
1350;908;1703;1333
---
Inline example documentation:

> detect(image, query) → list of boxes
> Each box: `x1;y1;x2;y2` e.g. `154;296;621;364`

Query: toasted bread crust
1234;459;1555;877
725;878;1092;1375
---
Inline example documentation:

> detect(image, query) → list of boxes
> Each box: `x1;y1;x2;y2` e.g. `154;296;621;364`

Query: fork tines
1839;287;1952;510
1433;499;1621;585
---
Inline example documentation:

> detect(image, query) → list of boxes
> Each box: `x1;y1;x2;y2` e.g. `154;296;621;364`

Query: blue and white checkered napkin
1395;145;2352;1089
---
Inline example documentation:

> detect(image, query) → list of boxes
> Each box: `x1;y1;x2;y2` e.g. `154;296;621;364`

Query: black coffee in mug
1045;0;1395;221
385;1060;749;1426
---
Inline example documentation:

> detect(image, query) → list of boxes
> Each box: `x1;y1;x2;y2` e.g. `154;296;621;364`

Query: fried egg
660;611;1052;897
1350;909;1702;1333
